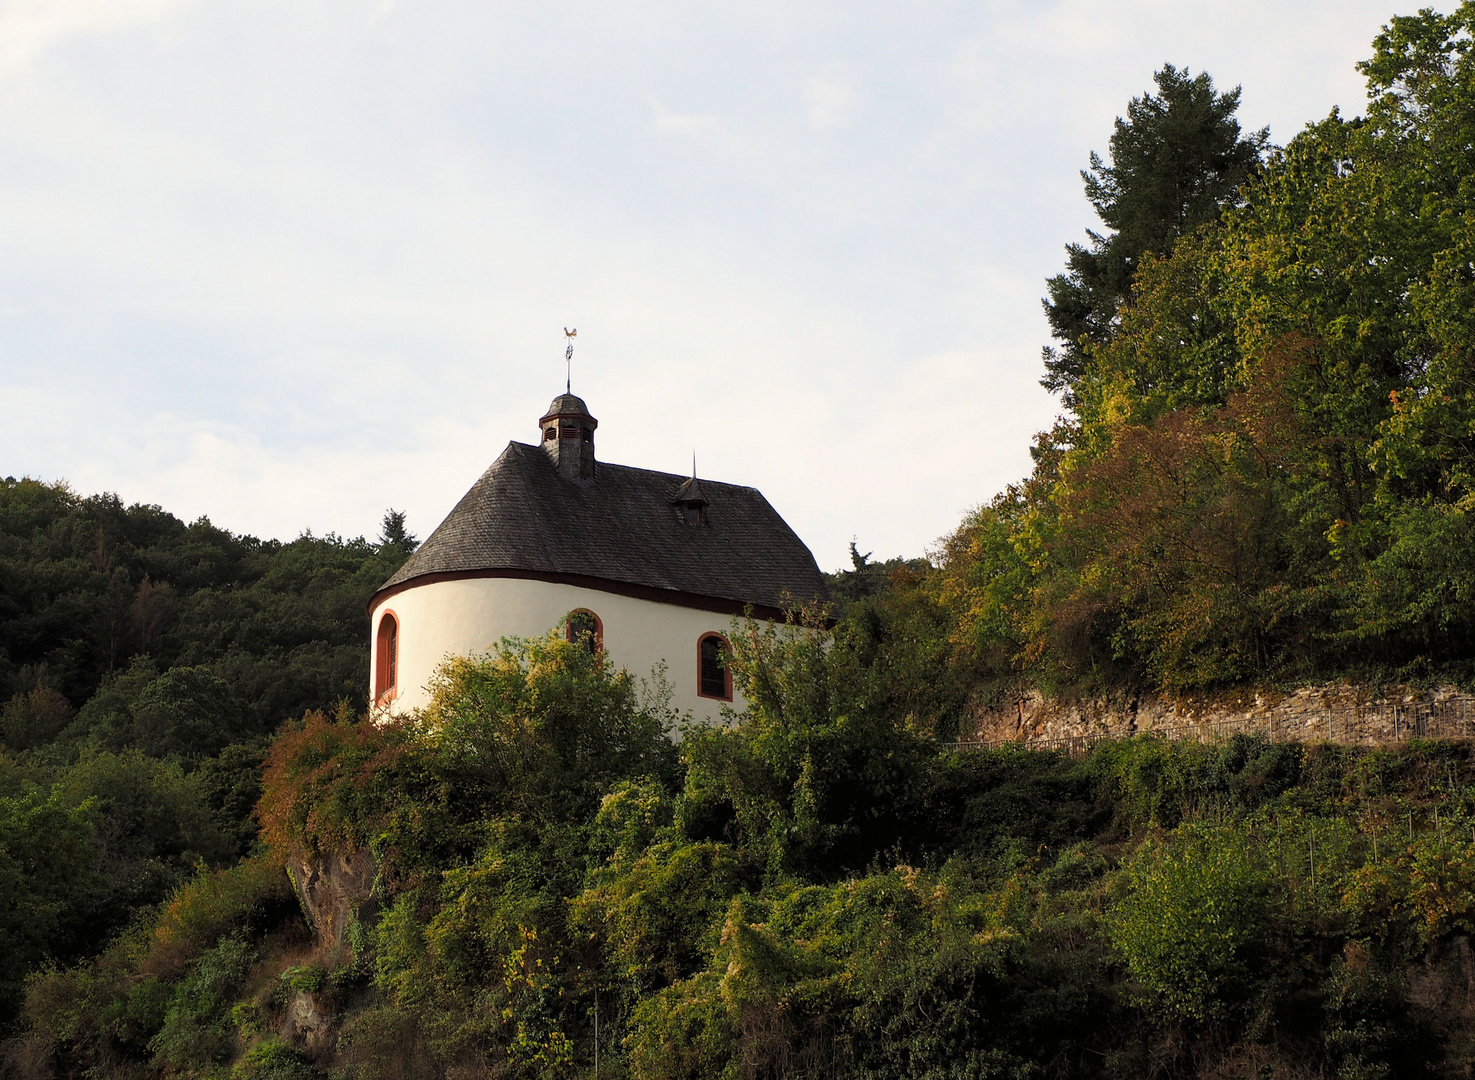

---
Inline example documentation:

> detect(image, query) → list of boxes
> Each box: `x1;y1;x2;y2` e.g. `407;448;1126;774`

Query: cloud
0;0;1405;570
649;98;720;136
647;97;759;158
804;66;854;129
0;0;187;70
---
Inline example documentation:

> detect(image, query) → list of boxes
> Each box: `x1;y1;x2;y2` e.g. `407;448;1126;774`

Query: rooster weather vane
563;327;576;393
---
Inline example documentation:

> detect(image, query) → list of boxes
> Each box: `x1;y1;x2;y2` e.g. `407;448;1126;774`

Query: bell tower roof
538;392;598;482
540;393;592;422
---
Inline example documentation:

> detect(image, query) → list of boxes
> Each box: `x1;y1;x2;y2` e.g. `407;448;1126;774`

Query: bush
149;936;257;1069
0;688;73;752
147;855;296;978
1107;820;1273;1020
256;705;414;861
232;1037;318;1079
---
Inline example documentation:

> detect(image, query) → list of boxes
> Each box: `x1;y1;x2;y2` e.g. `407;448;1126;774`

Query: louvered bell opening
559;422;579;440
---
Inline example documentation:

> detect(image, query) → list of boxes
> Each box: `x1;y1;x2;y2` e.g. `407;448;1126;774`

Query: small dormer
539;394;598;482
673;475;708;526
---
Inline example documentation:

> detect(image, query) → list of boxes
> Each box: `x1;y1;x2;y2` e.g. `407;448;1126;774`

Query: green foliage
0;688;74;752
197;738;272;857
573;836;741;995
1089;733;1302;831
0;747;246;1031
941;7;1475;692
26;617;1475;1078
19;926;175;1071
0;477;414;1020
1043;65;1268;397
279;965;325;994
0;476;411;726
419;633;678;830
256;704;415;862
21;17;1475;1077
1107;821;1273;1020
15;855;297;1076
0;787;106;1031
232;1037;318;1080
123;664;245;762
145;856;296;979
149;936;257;1070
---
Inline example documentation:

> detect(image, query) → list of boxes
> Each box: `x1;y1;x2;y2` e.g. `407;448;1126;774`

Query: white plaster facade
370;576;754;725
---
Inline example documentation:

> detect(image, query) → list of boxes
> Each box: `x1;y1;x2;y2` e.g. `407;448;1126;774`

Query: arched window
375;612;399;705
697;633;731;701
566;609;603;654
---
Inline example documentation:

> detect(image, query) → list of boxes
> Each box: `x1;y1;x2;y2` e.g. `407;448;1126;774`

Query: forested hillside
939;7;1475;696
12;616;1475;1079
0;477;414;1036
8;5;1475;1078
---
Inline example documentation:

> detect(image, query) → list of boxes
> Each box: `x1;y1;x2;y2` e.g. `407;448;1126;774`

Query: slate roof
541;393;592;419
374;442;826;611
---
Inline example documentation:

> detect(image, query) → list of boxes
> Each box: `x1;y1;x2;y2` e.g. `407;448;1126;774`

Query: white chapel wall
370;577;758;728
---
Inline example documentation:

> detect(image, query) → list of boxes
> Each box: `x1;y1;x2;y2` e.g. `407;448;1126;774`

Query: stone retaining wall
960;683;1475;750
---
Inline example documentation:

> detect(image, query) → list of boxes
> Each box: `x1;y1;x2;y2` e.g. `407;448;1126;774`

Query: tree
1043;65;1268;399
378;509;418;558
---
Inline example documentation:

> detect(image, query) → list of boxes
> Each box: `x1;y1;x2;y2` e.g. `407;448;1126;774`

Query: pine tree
377;508;418;556
1042;65;1268;400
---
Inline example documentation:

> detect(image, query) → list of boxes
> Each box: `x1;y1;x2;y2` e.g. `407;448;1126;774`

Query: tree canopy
1042;65;1269;399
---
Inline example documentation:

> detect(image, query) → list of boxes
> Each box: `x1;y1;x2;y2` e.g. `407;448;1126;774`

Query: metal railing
946;693;1475;757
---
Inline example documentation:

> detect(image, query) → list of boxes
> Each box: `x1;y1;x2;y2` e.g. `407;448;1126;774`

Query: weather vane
563;327;577;392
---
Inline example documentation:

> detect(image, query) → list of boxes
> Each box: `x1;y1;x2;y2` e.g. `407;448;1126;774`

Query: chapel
367;391;826;723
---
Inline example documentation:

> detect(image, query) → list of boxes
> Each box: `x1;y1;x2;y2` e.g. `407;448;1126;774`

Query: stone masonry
960;683;1475;750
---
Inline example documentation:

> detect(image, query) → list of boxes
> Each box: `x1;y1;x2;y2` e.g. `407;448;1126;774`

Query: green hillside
11;624;1475;1079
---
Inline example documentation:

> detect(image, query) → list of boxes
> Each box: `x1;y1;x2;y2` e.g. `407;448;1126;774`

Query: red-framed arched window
566;609;603;654
375;611;399;706
697;633;732;701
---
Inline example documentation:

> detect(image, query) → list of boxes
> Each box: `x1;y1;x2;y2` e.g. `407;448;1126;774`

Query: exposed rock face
286;847;377;967
962;683;1475;748
281;989;335;1055
274;848;378;1060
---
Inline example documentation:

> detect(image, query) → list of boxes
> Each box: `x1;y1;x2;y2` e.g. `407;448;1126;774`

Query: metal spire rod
563;327;577;392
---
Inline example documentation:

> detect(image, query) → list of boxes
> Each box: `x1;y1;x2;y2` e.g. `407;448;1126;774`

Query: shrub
232;1036;317;1079
1107;820;1273;1020
146;855;296;978
0;688;73;752
149;936;257;1070
256;706;414;861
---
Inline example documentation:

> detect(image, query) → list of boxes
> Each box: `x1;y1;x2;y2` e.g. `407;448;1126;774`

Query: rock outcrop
286;847;377;967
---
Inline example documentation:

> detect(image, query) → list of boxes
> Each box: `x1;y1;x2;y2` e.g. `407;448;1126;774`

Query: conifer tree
1042;65;1268;400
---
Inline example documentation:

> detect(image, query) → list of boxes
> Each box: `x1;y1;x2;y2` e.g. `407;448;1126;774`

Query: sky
0;0;1411;571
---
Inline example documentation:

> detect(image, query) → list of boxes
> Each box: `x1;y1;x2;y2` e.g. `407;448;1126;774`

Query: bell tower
539;394;598;482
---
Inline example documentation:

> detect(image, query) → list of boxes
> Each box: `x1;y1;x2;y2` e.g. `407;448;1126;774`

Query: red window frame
566;609;604;654
375;610;399;706
697;633;732;701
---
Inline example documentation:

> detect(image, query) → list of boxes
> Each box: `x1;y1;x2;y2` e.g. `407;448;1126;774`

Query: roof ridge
374;439;825;609
506;441;763;493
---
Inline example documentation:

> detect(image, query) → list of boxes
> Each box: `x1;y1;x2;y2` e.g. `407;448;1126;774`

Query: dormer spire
673;461;709;526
